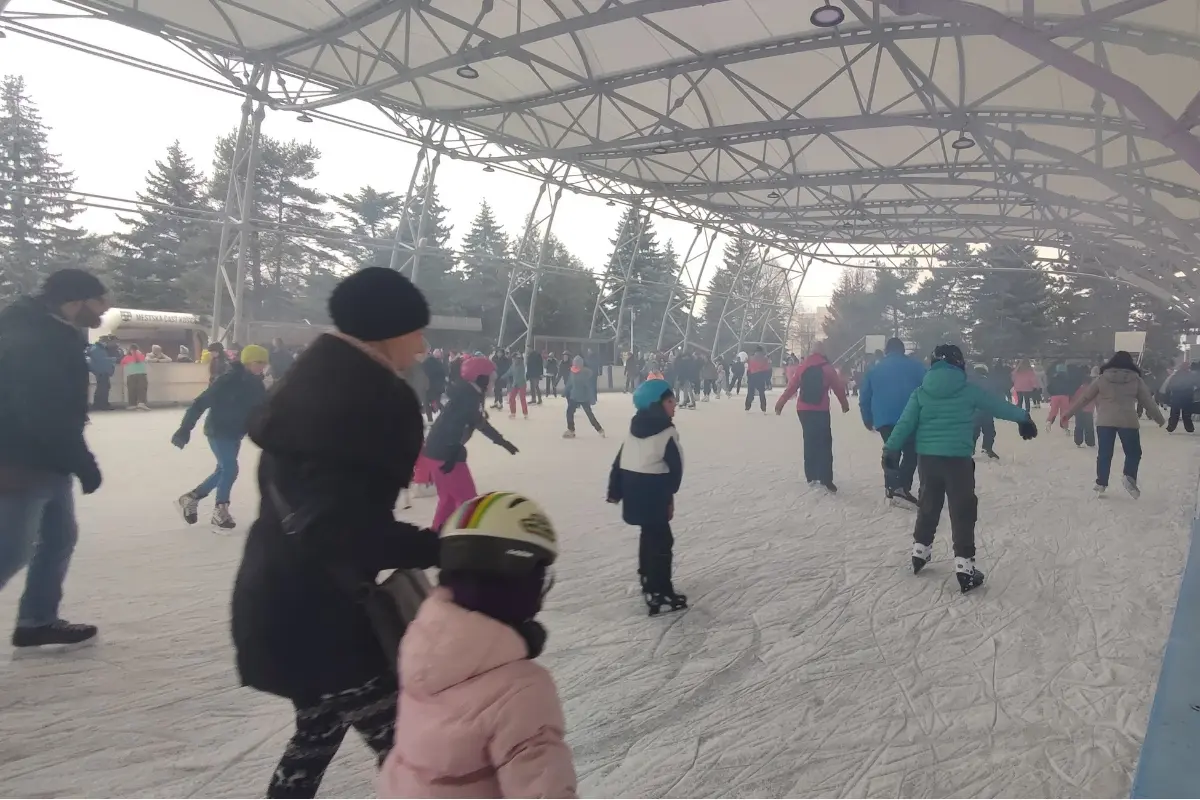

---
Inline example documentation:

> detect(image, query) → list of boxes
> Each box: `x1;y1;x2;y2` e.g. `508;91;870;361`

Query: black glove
501;439;519;455
170;428;190;449
439;458;459;474
1018;418;1039;440
881;448;901;472
77;455;102;495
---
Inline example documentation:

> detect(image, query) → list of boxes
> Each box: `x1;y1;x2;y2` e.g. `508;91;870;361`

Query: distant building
790;305;828;354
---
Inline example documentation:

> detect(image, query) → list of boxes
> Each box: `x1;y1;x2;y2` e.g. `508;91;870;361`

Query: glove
881;448;901;472
170;428;190;449
501;440;519;455
439;458;459;474
1018;418;1039;440
77;455;102;495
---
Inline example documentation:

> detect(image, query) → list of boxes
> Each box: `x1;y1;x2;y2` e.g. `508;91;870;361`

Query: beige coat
1066;367;1164;429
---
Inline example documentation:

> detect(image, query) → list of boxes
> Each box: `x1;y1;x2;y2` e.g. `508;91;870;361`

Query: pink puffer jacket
377;588;577;799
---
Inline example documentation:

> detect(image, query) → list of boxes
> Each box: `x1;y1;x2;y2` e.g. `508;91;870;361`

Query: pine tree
395;169;459;314
0;75;91;301
872;264;917;339
107;141;213;310
333;185;402;269
598;207;681;349
532;233;599;340
457;200;512;340
968;243;1056;359
822;269;879;360
907;244;978;358
700;237;759;351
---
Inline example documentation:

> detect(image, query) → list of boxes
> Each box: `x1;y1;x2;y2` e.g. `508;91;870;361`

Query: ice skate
177;492;199;525
911;542;932;574
137;403;151;411
1093;482;1107;496
12;620;98;650
984;448;999;460
598;429;606;438
645;591;688;617
888;488;918;510
1122;475;1141;499
562;430;576;439
820;480;838;494
211;502;237;530
955;557;985;593
509;413;516;419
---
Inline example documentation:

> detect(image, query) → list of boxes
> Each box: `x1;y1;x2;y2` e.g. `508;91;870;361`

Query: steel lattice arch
11;0;1200;354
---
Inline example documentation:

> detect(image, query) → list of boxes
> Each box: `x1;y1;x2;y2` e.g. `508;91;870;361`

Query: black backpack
799;364;826;405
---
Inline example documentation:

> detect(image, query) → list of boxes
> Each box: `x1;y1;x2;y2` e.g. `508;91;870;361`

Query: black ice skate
888;488;918;509
955;558;985;593
820;481;838;494
12;619;98;649
645;591;688;616
911;542;932;574
177;492;199;525
984;448;1000;460
212;502;237;530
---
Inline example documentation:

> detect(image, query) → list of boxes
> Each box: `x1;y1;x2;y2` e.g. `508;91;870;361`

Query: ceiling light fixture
297;112;313;123
482;164;495;173
1018;197;1037;207
810;2;845;27
607;199;616;206
951;133;975;150
456;64;480;80
767;191;781;199
652;145;669;154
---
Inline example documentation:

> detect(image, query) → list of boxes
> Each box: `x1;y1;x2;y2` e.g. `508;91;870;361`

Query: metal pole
388;139;430;272
588;211;632;340
409;148;443;285
711;241;758;357
519;183;564;351
736;248;771;353
210;91;255;342
498;179;551;349
657;225;709;351
610;209;649;352
231;94;266;346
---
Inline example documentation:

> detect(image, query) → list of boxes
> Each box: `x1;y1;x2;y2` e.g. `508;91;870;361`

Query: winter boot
911;542;932;574
177;492;199;525
212;502;236;530
1122;474;1141;499
562;430;576;439
12;619;98;649
645;591;688;617
955;557;985;593
1093;482;1107;496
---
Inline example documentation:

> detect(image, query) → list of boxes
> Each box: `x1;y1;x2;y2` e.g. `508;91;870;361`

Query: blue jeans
1096;426;1141;486
194;436;242;504
0;473;78;627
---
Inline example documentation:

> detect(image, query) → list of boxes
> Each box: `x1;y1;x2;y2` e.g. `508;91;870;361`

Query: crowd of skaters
0;265;1191;798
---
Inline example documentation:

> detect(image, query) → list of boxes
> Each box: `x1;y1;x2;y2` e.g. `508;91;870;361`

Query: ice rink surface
2;390;1197;798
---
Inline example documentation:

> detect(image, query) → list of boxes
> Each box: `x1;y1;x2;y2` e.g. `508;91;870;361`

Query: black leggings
744;377;766;411
730;375;743;394
267;675;397;799
1016;391;1033;413
639;521;675;595
567;400;602;432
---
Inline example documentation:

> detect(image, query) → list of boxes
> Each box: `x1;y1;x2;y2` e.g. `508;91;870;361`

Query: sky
0;0;842;309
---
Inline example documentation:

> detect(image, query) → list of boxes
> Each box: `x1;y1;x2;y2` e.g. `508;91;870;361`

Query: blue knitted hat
633;378;673;410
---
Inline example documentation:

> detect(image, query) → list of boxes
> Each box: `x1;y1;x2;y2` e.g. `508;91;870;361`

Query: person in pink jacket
378;491;576;799
1010;360;1039;413
774;347;850;492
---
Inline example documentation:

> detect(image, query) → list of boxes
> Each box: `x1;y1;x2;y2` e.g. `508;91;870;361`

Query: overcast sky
0;0;841;308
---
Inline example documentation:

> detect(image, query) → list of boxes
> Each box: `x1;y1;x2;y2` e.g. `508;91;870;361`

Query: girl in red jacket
775;349;849;492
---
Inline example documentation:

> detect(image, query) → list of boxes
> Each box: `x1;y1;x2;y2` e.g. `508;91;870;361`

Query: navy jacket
607;407;683;526
178;361;267;440
423;381;511;465
859;353;926;430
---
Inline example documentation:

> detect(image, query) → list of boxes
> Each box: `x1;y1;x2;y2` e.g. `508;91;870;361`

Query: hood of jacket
400;589;529;698
1099;367;1139;388
630;405;674;438
919;361;968;399
798;352;829;371
249;333;421;478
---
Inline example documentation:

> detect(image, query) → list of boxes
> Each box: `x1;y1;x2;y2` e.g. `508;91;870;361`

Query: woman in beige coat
1064;351;1164;498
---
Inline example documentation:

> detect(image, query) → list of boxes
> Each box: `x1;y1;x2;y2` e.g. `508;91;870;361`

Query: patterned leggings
267;674;398;798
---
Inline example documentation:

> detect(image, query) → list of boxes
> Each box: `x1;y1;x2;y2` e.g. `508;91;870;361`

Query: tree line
821;242;1186;364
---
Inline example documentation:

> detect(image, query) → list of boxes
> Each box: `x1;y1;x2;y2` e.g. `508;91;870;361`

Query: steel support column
497;175;566;351
588;208;650;347
388;126;447;283
710;240;765;358
657;223;719;351
211;68;267;345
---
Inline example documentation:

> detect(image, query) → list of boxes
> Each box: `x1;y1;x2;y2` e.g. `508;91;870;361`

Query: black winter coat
422;381;510;465
423;355;447;398
0;296;95;478
177;362;267;440
527;350;544;380
231;334;439;702
607;407;683;526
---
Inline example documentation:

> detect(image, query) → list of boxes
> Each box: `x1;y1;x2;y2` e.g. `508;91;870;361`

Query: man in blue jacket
860;338;926;506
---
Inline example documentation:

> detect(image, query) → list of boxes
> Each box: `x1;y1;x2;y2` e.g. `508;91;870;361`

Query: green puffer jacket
886;361;1029;457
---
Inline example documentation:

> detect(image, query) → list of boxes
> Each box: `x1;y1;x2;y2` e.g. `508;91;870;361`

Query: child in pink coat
378;491;576;799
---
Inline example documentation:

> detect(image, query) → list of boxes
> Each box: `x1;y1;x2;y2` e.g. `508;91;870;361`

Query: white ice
1;393;1196;798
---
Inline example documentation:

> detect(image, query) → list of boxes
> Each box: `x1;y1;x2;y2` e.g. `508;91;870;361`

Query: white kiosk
91;308;211;407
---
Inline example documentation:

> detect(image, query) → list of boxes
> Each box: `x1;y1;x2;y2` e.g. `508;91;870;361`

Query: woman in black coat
232;268;438;799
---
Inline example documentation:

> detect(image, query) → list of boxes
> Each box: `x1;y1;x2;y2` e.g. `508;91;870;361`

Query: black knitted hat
40;269;107;303
328;267;430;342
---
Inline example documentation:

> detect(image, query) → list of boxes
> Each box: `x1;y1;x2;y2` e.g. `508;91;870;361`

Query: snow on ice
1;397;1196;797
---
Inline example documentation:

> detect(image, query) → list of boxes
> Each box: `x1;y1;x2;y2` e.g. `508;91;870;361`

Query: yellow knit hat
240;344;269;365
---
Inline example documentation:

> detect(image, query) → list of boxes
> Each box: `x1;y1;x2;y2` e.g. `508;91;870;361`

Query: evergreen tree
968;243;1056;359
532;233;600;340
872;264;917;339
457;200;512;339
907;244;978;358
107;141;213;310
0;75;92;301
395;169;459;314
821;269;879;360
333;185;402;269
700;237;760;351
211;132;342;323
598;207;681;349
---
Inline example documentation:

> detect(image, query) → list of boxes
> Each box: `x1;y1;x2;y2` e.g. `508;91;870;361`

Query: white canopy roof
65;0;1200;302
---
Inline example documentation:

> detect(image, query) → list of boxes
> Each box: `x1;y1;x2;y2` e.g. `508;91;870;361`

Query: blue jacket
859;353;926;429
86;342;115;377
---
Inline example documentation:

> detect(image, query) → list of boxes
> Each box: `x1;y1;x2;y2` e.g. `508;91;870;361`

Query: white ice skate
911;543;932;574
954;557;985;593
1122;475;1141;499
1093;482;1107;497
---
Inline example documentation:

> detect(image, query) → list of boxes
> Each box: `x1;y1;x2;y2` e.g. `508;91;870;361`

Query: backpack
799;364;826;405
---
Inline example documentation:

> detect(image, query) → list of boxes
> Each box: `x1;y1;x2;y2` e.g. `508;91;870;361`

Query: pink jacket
775;352;848;412
1011;368;1039;393
378;589;577;799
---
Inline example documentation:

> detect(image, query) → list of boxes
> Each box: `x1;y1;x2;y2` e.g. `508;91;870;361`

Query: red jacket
746;355;771;375
776;352;848;412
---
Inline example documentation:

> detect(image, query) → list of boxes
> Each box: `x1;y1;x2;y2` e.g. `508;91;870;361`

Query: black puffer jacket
0;296;95;478
231;334;438;702
177;361;267;440
422;380;512;466
422;355;447;399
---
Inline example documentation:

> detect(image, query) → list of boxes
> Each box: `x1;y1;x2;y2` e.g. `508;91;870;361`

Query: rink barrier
1131;515;1200;798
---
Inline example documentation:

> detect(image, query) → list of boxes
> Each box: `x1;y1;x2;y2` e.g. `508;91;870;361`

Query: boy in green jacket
883;344;1039;592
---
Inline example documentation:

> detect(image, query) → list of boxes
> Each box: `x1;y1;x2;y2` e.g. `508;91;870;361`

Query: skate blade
648;604;687;617
889;497;918;511
10;638;98;659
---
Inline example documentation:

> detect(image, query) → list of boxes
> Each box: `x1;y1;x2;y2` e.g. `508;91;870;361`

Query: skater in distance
882;344;1039;594
858;337;926;508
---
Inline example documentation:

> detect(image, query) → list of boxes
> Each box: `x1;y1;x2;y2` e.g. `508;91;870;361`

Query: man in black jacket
0;269;107;649
527;348;544;405
232;267;440;799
